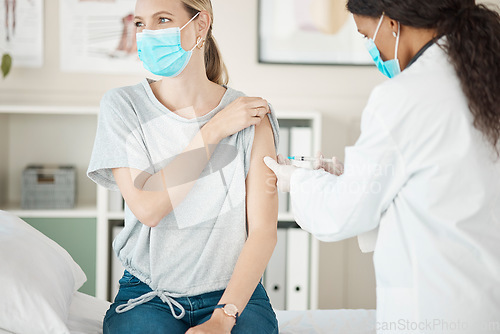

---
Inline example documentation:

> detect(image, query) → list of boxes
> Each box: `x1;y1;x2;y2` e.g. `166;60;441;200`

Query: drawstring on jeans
115;290;186;319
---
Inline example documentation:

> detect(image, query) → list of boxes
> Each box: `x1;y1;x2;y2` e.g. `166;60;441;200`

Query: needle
288;156;333;162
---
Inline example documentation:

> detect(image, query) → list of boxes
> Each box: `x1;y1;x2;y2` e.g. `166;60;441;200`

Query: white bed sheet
275;309;376;334
66;292;110;334
1;292;376;334
67;293;377;334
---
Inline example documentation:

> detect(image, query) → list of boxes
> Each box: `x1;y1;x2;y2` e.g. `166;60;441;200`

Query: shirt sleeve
87;91;154;192
289;88;408;242
242;103;280;178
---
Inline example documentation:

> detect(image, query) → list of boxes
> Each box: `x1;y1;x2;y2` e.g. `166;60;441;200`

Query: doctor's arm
289;107;407;242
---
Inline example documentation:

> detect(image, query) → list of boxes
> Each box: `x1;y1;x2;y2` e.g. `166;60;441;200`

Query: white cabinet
0;105;100;296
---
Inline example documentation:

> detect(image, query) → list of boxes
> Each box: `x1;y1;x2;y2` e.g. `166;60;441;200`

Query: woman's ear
196;11;211;38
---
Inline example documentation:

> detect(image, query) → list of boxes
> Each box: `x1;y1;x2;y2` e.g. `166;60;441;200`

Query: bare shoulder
250;115;276;163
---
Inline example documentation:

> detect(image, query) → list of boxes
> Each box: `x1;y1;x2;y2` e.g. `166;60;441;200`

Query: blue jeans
103;271;279;334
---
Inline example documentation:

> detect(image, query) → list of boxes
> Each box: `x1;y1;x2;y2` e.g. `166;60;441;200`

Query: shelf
0;105;99;115
107;211;125;220
1;201;98;218
278;212;295;221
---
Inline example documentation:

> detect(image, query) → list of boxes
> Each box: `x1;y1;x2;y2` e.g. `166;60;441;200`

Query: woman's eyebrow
134;11;174;20
153;11;174;17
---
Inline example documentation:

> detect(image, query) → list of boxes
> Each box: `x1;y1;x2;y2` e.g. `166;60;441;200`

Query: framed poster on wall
258;0;373;66
0;0;44;68
60;0;147;74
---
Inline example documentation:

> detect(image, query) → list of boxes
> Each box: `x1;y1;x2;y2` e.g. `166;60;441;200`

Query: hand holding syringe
265;152;344;192
287;153;344;176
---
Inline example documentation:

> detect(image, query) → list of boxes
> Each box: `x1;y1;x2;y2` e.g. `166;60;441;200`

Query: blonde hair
181;0;229;85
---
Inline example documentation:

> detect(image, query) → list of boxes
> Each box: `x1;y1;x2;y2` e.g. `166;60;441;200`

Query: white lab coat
290;41;500;333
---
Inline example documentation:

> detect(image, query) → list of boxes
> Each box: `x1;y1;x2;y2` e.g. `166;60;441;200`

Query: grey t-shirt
87;78;279;302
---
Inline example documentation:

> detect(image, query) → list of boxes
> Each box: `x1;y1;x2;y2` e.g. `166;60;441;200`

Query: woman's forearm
217;229;277;313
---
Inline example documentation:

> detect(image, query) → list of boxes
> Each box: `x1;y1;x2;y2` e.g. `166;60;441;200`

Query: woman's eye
159;17;170;23
134;21;144;28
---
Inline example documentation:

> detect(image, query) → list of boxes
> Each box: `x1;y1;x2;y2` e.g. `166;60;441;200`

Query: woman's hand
185;309;235;334
313;151;344;176
207;97;270;141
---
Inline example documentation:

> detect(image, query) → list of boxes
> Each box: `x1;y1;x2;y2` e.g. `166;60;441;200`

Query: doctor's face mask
136;12;201;77
365;14;401;79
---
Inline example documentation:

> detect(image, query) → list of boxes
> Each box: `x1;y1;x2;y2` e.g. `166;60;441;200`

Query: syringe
288;156;333;162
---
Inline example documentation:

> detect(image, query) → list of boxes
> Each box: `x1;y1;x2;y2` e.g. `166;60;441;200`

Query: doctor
264;0;500;333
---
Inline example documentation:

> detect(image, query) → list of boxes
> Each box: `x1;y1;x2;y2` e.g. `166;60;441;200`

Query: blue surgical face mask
365;14;401;78
136;12;201;77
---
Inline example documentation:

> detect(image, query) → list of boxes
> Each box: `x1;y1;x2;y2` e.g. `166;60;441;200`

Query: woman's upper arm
245;116;279;236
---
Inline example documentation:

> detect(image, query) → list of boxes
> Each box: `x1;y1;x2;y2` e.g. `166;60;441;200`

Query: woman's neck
152;59;226;118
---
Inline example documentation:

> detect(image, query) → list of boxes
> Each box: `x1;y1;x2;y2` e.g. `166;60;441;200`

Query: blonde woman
87;0;280;333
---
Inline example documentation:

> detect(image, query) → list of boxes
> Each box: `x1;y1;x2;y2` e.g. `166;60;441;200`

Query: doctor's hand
263;154;298;193
313;151;344;176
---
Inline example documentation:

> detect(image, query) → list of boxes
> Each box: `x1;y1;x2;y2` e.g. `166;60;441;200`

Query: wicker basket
21;165;76;210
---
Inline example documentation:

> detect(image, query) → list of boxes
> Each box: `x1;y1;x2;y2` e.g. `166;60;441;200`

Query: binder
289;127;313;210
110;225;125;299
278;127;290;213
264;228;287;310
109;191;124;212
289;126;313;168
286;228;310;310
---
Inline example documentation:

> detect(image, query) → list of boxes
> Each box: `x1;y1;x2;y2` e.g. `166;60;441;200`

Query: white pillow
0;210;87;334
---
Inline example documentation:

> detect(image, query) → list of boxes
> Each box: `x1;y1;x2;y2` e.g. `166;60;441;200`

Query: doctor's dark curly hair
347;0;500;158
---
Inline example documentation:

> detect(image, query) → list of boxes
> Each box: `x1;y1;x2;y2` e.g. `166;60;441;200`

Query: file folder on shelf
109;191;124;212
278;127;290;213
289;127;312;168
286;228;310;310
264;228;287;310
289;126;312;211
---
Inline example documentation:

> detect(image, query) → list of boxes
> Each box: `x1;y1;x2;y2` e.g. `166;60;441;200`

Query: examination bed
0;210;376;334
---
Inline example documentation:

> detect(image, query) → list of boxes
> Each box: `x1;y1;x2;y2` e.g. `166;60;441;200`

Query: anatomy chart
0;0;44;68
60;0;146;74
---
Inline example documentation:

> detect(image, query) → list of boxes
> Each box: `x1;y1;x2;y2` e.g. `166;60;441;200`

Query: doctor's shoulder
364;48;446;121
364;76;410;114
